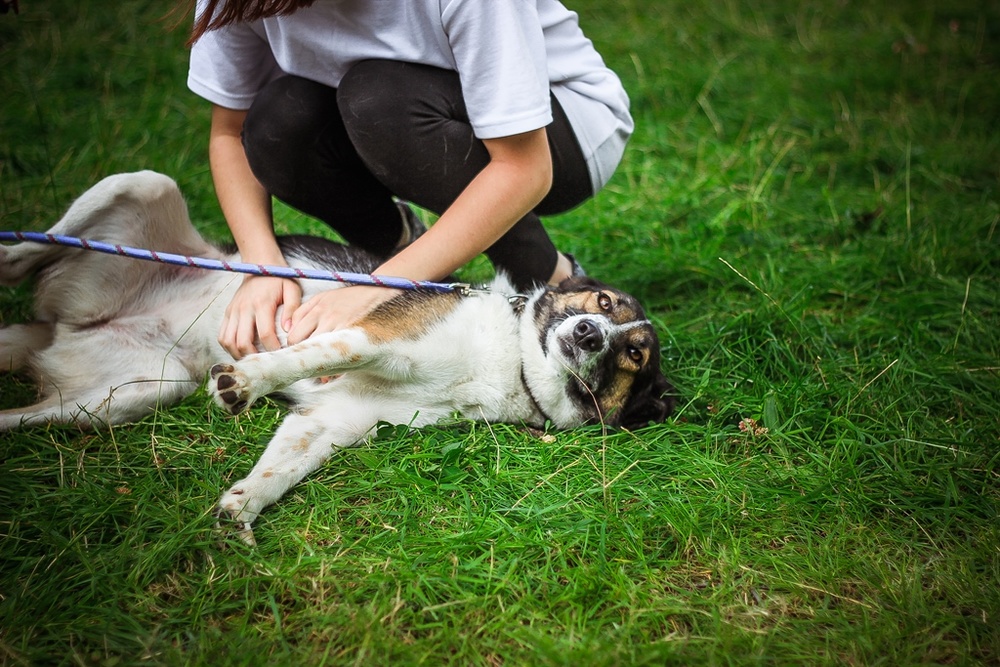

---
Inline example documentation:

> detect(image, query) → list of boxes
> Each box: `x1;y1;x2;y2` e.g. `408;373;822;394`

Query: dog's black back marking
277;235;383;274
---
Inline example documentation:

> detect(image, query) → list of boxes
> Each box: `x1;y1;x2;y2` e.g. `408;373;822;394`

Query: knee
337;60;412;126
338;60;464;139
337;60;476;203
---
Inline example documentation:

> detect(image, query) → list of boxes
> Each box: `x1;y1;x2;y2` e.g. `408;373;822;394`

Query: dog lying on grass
0;171;674;544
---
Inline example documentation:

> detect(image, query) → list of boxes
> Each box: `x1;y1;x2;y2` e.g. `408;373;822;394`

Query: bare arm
379;127;553;281
287;127;554;343
210;104;302;358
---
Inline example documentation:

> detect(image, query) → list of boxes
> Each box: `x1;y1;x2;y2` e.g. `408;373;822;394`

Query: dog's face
525;276;675;429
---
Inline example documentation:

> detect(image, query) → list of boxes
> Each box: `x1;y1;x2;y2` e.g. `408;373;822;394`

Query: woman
187;0;633;359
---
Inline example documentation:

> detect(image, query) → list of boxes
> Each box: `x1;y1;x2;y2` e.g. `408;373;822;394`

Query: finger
218;311;240;360
256;320;281;352
235;311;257;359
287;309;318;346
218;302;238;359
290;292;312;322
281;281;302;332
256;304;281;353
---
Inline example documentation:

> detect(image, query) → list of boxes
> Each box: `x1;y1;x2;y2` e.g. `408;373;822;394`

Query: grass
1;0;998;664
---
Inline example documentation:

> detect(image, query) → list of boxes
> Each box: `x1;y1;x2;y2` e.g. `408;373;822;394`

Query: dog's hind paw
214;488;259;546
214;506;257;547
210;363;258;415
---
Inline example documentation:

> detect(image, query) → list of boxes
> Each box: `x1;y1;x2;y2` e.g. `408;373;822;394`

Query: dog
0;171;674;544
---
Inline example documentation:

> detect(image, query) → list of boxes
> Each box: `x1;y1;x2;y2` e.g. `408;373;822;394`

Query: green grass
2;0;998;664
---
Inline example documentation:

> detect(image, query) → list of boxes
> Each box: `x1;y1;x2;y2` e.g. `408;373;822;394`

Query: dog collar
520;366;553;425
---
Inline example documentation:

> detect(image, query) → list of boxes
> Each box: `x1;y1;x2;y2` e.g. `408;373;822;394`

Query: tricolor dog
0;171;674;544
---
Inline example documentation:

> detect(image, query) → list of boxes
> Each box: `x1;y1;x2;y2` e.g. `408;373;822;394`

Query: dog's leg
1;171;204;287
0;320;204;431
0;373;201;431
0;389;118;430
2;172;222;330
0;233;57;287
215;404;377;546
209;328;392;415
0;393;96;430
0;323;54;372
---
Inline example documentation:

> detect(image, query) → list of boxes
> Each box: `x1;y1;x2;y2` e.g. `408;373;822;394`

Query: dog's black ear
615;372;676;430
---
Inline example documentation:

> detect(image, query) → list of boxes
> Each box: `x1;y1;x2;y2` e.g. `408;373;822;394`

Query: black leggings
241;60;593;289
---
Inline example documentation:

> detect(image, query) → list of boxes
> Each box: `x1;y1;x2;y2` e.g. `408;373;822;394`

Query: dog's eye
628;346;643;363
597;292;613;311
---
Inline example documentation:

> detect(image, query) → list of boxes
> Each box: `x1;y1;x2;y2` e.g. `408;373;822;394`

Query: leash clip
507;294;529;313
449;282;528;312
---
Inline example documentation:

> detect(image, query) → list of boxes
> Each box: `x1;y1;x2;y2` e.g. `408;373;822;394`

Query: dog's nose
572;319;603;351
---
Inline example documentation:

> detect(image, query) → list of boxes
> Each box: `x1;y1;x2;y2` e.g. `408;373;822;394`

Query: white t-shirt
187;0;633;192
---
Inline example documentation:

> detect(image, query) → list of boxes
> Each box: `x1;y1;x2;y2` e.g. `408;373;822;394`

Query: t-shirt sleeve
441;0;553;139
187;7;281;110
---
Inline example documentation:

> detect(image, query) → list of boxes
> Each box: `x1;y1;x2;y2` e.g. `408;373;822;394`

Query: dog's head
520;276;675;429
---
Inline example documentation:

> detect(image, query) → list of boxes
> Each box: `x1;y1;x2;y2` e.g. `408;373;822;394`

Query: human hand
287;285;401;345
219;275;302;359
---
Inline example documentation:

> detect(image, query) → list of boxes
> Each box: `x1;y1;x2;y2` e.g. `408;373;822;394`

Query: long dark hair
187;0;316;45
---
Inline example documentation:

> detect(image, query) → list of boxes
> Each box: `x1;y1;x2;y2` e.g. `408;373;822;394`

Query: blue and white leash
0;230;481;295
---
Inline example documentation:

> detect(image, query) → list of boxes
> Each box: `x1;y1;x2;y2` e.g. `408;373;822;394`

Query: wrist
235;239;286;265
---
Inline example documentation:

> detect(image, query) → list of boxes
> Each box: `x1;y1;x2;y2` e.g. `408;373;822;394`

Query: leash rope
1;230;477;295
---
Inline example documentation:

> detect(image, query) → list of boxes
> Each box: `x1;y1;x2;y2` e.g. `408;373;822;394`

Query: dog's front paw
210;363;258;415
